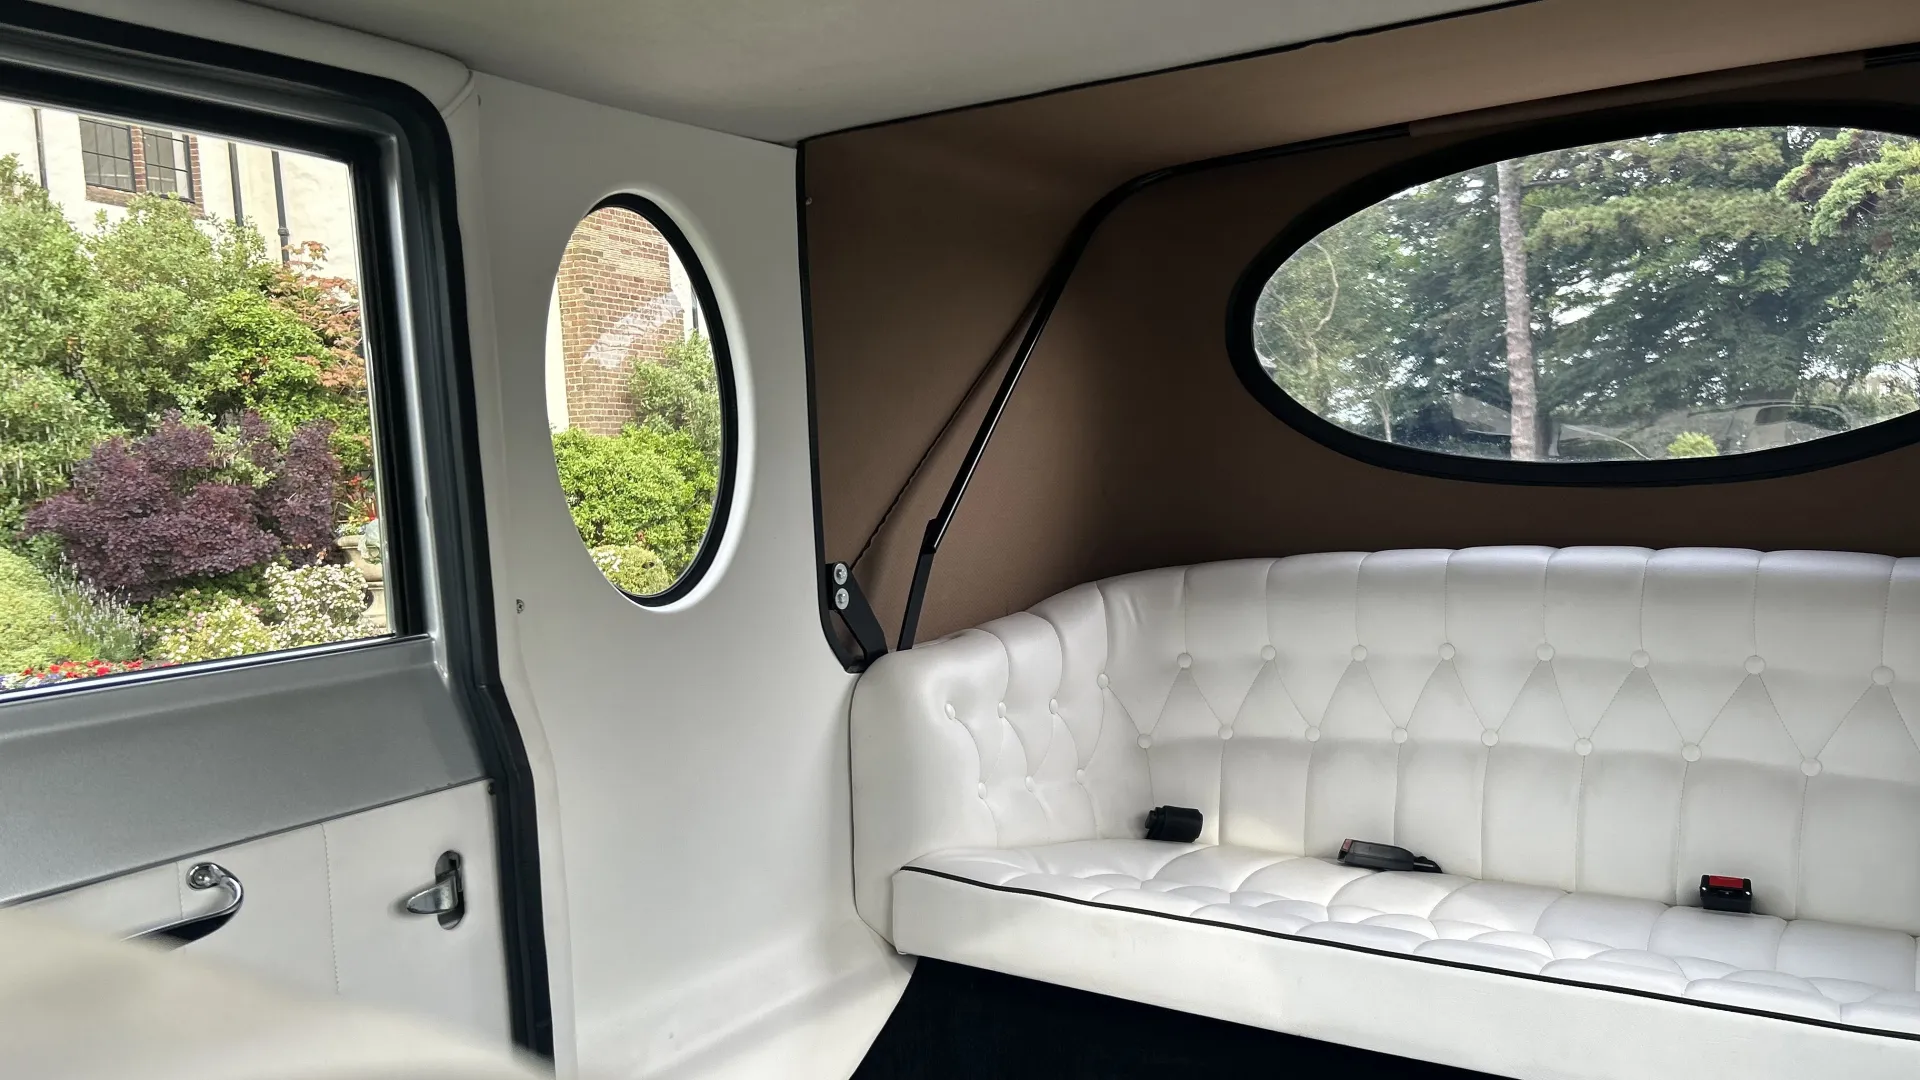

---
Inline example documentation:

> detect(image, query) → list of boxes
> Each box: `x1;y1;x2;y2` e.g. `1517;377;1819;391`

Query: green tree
1253;126;1920;458
0;155;94;374
1783;130;1920;399
1253;205;1407;439
73;195;265;428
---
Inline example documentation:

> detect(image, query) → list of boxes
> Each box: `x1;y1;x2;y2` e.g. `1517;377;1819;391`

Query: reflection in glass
1254;127;1920;462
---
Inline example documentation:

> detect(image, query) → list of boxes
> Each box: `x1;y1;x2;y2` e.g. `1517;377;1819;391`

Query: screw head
835;588;850;610
515;598;525;613
832;563;849;585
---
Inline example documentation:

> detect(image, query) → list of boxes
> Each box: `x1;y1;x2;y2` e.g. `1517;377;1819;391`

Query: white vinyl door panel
17;781;510;1044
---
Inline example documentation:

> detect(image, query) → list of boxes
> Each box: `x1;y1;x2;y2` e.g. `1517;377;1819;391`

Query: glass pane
78;119;134;192
143;131;190;199
0;99;385;694
1253;127;1920;463
546;204;724;599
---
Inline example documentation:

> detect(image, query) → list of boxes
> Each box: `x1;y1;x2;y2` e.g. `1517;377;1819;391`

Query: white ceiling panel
245;0;1504;142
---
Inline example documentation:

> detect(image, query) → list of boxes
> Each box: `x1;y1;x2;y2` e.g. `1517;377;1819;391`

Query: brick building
544;206;702;435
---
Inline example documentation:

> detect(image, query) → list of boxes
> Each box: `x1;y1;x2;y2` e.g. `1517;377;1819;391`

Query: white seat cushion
902;840;1920;1043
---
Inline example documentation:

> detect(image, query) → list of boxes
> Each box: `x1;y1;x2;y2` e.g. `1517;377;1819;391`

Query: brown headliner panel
804;0;1920;644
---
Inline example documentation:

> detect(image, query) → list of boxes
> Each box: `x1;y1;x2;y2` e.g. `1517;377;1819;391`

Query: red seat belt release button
1701;875;1754;914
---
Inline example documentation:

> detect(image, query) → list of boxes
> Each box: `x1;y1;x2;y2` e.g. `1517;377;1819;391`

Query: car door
0;4;545;1052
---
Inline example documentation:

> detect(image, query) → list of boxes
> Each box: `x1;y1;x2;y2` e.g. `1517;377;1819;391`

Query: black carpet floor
854;959;1493;1079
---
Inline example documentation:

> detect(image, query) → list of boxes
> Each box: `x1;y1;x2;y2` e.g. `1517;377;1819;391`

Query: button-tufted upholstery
851;548;1920;1077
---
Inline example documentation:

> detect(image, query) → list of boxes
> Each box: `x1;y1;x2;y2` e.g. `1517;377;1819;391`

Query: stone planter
336;535;386;632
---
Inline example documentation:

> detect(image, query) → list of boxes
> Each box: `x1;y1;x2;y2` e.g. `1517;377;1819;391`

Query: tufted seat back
850;547;1920;940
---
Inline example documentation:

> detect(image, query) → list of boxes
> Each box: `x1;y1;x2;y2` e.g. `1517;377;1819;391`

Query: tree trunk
1495;159;1538;461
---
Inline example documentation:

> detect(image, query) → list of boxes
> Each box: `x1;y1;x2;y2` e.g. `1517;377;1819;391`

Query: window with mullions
142;129;192;199
0;93;384;693
78;117;133;191
78;116;196;201
1241;125;1920;473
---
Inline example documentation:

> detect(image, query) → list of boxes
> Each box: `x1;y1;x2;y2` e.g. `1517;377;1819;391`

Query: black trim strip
1225;101;1920;487
575;194;740;608
900;865;1920;1043
0;1;553;1055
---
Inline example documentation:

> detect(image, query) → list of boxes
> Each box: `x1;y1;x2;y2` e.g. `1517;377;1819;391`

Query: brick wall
555;207;684;435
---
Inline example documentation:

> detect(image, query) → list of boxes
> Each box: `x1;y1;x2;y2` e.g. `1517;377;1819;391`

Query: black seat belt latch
1339;839;1443;874
1701;875;1753;914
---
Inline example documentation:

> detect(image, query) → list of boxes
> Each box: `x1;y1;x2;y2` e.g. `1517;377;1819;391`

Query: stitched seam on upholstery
321;824;342;994
898;866;1920;1043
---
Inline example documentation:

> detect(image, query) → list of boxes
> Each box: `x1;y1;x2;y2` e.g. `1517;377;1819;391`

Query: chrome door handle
132;862;243;948
403;851;464;929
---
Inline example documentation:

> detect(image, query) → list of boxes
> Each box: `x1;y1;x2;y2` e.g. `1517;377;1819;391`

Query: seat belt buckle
1338;839;1442;874
1701;875;1753;914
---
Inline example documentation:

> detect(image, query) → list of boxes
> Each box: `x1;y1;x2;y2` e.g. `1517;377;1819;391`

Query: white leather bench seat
853;548;1920;1077
903;840;1920;1033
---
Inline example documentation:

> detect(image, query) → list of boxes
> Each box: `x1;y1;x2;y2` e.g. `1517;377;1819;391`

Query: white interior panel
20;781;511;1044
463;74;909;1078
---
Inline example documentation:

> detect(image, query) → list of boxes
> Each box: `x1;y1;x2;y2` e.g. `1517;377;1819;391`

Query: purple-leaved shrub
23;411;340;600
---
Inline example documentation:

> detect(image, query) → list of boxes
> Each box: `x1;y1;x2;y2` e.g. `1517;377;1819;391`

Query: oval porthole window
545;197;733;603
1243;126;1920;473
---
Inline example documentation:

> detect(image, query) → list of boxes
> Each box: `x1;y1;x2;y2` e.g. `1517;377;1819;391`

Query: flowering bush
23;411;340;600
153;562;370;664
263;562;369;648
1;658;158;692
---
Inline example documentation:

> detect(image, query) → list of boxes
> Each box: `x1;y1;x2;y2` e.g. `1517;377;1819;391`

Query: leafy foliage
0;361;109;534
591;543;675;596
552;425;716;576
0;156;92;374
0;547;69;671
629;331;723;463
1666;432;1720;458
151;562;371;664
22;412;340;601
152;597;277;664
1253;127;1920;460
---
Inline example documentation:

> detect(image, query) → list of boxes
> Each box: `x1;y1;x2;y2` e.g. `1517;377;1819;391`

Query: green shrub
1666;431;1720;458
0;362;109;535
149;561;370;664
0;155;94;374
136;570;268;643
552;426;716;575
630;331;722;463
591;543;675;596
0;548;71;671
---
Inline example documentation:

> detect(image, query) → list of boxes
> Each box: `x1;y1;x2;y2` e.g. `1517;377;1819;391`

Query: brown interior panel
804;0;1920;646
